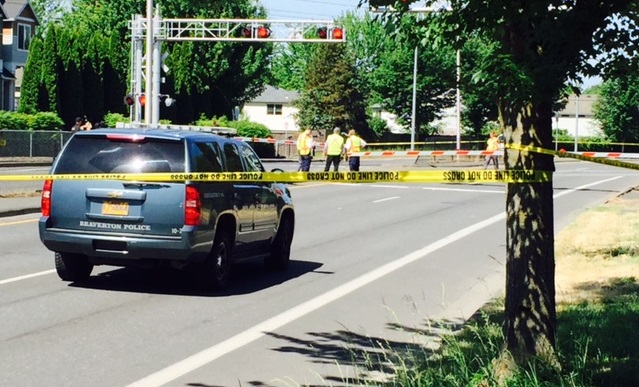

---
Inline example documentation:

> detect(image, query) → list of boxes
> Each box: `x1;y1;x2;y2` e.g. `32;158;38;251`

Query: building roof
2;0;37;23
249;85;299;104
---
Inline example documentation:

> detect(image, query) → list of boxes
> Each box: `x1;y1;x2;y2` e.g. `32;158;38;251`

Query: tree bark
495;98;560;379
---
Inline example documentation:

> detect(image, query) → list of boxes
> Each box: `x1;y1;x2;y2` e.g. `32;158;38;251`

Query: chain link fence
0;130;74;158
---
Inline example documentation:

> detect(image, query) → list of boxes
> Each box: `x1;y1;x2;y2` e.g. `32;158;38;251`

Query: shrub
228;120;271;138
367;116;388;140
193;115;271;138
0;111;64;131
30;112;65;131
103;113;129;128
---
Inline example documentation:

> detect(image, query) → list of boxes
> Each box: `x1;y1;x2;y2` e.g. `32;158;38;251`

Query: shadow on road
69;259;324;297
181;319;465;387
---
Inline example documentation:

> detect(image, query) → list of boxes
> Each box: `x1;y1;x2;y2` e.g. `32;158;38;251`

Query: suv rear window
54;136;185;174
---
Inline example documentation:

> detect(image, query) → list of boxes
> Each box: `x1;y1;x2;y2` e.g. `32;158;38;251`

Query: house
554;94;601;138
242;85;300;140
1;0;38;111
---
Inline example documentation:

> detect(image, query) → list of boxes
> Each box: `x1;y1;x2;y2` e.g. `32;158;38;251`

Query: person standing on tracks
344;129;367;172
323;127;345;172
297;128;314;172
483;131;500;169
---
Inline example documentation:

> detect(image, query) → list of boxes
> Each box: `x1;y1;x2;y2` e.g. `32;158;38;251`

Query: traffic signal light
239;25;271;39
317;27;344;40
138;94;146;107
256;26;271;39
124;94;135;106
333;27;344;40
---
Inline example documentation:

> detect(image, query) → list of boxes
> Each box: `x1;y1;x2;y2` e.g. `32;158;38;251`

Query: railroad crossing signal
129;14;346;124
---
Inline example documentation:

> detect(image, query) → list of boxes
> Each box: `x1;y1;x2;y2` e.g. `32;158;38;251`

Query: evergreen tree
20;0;272;126
296;44;372;140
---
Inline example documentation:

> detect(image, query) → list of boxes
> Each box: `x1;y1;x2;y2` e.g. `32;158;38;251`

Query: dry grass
555;191;639;304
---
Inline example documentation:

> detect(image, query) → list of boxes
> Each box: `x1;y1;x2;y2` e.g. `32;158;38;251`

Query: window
223;143;244;172
190;142;223;173
238;143;265;172
266;104;283;115
18;24;31;50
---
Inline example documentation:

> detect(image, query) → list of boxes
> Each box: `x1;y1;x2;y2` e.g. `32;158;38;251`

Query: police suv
38;126;295;290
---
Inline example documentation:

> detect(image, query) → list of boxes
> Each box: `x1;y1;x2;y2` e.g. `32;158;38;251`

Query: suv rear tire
55;252;93;282
200;232;232;290
266;217;293;271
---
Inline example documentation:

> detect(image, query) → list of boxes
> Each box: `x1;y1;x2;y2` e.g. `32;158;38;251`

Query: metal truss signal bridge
128;15;345;124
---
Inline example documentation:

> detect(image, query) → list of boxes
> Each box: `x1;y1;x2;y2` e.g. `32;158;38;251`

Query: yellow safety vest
486;137;499;152
326;133;344;156
347;136;362;155
297;133;311;156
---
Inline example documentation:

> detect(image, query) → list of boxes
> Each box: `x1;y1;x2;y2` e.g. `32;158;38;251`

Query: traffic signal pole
144;0;153;124
129;0;345;124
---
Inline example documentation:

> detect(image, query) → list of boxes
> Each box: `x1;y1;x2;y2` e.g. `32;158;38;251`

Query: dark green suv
38;128;295;290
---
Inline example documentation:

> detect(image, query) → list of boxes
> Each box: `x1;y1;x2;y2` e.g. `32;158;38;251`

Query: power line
262;0;361;19
267;8;344;18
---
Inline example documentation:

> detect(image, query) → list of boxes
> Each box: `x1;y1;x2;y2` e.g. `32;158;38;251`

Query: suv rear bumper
38;221;212;263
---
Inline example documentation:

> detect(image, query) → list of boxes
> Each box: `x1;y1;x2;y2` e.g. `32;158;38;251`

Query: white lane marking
372;196;400;203
553;176;621;198
0;270;56;285
126;176;622;387
423;187;504;194
126;176;622;386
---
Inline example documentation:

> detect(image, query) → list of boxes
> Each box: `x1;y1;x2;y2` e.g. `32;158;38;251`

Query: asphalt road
1;161;638;386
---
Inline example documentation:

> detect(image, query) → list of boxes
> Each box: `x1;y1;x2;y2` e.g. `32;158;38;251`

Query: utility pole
372;5;460;151
144;0;153;124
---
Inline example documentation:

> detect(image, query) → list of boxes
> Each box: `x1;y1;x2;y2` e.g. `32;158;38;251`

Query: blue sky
260;0;362;20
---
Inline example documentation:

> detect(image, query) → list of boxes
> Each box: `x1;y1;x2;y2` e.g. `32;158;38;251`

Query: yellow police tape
0;170;551;183
508;144;639;171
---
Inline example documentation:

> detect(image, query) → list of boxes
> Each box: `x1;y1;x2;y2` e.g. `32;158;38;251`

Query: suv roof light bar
115;122;237;136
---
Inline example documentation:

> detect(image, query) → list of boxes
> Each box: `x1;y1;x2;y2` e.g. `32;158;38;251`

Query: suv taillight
41;179;53;216
184;185;202;226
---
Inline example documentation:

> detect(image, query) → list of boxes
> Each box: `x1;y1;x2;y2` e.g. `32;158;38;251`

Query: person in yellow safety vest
344;129;367;172
296;128;315;172
483;131;500;170
323;127;345;172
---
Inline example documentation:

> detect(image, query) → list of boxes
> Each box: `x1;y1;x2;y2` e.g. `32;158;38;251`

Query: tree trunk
494;98;560;380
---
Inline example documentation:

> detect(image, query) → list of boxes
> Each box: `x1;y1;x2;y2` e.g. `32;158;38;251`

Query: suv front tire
266;216;293;271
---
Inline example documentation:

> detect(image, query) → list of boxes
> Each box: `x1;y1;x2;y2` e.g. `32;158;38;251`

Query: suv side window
238;143;265;172
223;143;244;172
190;142;223;172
